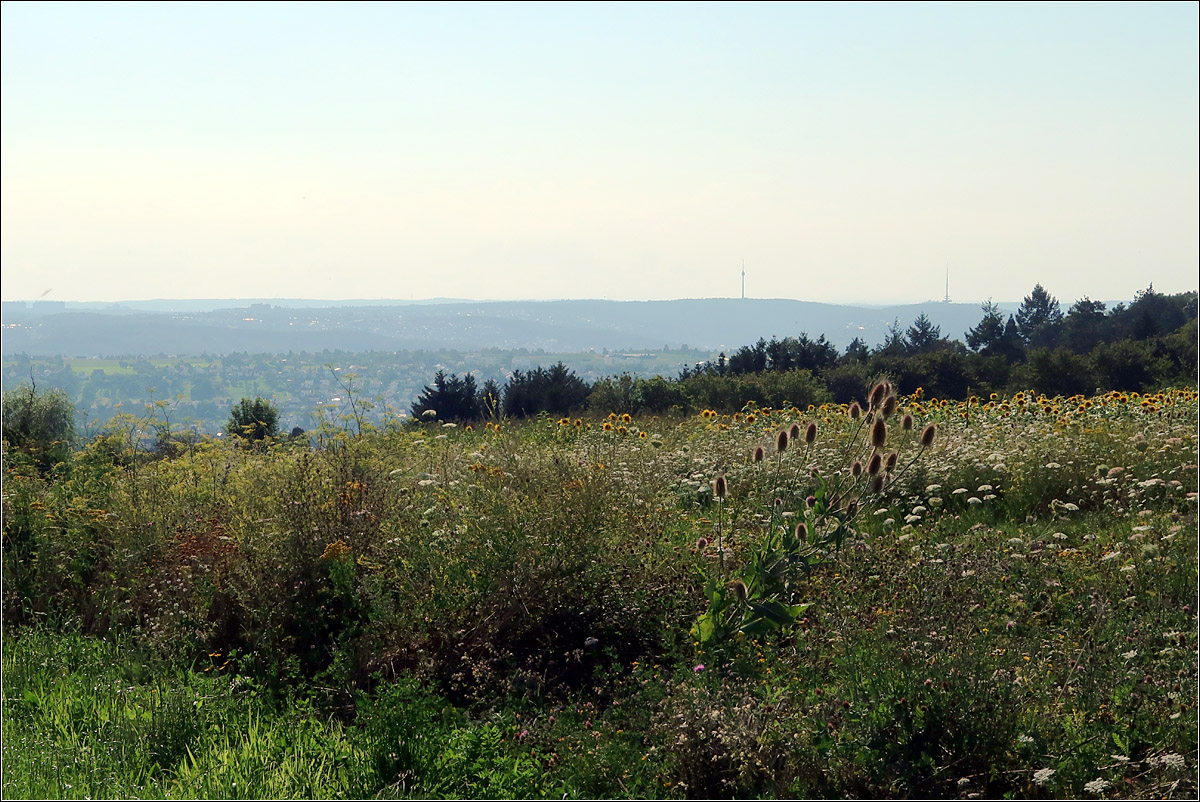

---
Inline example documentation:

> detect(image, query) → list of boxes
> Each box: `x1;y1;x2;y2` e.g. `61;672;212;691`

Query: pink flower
694;664;706;672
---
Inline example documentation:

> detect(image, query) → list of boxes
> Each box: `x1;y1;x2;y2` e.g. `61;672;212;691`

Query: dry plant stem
833;413;871;476
789;439;821;502
825;413;880;504
715;497;727;578
880;444;929;494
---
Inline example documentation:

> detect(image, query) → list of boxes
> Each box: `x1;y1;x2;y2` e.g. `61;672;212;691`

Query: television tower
944;266;950;303
741;262;745;300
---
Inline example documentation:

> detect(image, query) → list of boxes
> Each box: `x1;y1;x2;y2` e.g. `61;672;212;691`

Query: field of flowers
3;386;1197;799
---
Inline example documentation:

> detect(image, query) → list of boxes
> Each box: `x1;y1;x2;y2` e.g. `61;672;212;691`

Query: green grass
1;630;367;799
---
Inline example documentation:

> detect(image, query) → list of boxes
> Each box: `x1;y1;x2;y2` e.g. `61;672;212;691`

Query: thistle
920;423;937;448
871;418;887;449
712;473;729;576
869;380;888;410
882;395;898;419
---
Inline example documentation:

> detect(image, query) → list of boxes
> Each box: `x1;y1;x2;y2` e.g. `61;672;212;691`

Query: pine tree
906;313;943;353
1015;284;1063;348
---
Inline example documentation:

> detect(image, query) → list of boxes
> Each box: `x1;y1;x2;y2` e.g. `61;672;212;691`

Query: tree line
411;284;1197;421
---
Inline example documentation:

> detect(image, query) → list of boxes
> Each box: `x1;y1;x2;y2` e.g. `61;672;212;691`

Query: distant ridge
2;298;1020;358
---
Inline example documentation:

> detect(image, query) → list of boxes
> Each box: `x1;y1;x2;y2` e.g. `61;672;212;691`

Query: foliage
226;397;279;441
2;382;75;473
502;362;590;417
411;370;482;422
1016;283;1064;348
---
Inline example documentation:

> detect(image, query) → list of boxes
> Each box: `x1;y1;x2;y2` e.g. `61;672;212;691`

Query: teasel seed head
805;421;818;444
730;578;749;603
920;423;937;448
713;474;728;500
696;536;709;550
886;451;898;472
848;401;862;420
846;497;859;518
776;429;789;453
753;445;766;463
794;521;808;540
789;423;802;442
871;418;887;449
851;459;863;477
882;395;898;419
901;413;914;431
867;452;883;476
869;381;888;410
870;472;886;494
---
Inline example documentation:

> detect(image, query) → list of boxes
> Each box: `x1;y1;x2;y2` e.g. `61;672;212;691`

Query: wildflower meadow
2;385;1197;798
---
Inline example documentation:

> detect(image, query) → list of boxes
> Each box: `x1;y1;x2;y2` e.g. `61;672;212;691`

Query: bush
226;397;279;441
2;383;75;473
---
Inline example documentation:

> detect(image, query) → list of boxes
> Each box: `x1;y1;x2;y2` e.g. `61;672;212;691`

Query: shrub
226;397;280;441
2;382;75;474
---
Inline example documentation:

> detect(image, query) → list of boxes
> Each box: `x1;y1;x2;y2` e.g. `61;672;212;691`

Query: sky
2;1;1197;307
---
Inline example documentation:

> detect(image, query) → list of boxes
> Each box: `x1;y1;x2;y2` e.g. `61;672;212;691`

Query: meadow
2;386;1197;799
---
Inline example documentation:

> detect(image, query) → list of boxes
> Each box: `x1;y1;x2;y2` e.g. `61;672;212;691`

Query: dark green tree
502;363;589;417
965;301;1006;354
411;371;481;422
998;315;1027;362
1090;340;1162;392
588;374;638;415
727;339;769;374
1017;348;1093;398
841;337;870;364
1115;285;1193;341
785;333;839;373
875;318;909;357
479;378;503;419
1062;297;1109;353
906;313;944;353
226;397;279;441
1015;284;1063;348
637;375;687;413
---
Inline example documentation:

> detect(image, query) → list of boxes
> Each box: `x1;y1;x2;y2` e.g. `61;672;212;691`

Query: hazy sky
2;1;1197;306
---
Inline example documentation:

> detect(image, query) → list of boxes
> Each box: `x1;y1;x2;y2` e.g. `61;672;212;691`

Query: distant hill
1;298;1019;357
